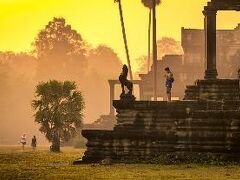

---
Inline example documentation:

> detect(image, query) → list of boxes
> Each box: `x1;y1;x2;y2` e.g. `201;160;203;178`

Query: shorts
166;87;172;94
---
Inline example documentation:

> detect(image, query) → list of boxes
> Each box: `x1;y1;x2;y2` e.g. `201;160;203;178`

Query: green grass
1;146;240;179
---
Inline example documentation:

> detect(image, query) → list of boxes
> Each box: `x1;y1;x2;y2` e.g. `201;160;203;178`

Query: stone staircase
80;98;240;163
76;78;240;164
184;79;240;100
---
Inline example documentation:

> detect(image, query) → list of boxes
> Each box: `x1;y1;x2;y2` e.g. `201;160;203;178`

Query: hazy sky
0;0;240;71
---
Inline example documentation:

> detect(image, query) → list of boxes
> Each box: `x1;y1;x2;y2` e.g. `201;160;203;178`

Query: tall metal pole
152;0;157;101
115;0;133;80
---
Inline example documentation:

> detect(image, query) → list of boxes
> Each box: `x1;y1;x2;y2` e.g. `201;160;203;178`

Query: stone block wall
184;79;240;100
81;99;240;163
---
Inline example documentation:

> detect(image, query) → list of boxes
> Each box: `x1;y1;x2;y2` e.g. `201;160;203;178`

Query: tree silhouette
32;17;87;81
141;0;161;8
157;37;183;59
141;0;161;72
32;80;84;152
87;45;122;77
33;17;86;58
0;59;11;104
114;0;133;80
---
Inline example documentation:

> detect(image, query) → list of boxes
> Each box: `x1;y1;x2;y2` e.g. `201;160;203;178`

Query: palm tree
141;0;161;73
142;0;161;100
114;0;133;80
32;80;84;152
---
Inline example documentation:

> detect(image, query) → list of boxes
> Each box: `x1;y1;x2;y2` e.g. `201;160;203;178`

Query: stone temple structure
139;24;240;101
78;0;240;163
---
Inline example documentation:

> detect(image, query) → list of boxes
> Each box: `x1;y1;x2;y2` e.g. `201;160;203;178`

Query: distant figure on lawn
31;135;37;150
164;67;174;102
20;134;27;150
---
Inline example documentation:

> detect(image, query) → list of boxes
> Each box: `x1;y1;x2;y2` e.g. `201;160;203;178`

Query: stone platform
184;79;240;100
79;79;240;163
74;79;240;163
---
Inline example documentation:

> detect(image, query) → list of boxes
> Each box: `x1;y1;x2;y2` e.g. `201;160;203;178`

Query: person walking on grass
31;135;37;150
164;67;174;102
20;134;27;151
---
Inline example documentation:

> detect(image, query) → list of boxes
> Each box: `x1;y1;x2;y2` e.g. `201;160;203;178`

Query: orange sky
0;0;239;71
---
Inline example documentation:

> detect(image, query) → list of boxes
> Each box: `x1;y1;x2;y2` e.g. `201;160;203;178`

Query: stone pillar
109;82;115;116
139;82;144;100
203;9;218;79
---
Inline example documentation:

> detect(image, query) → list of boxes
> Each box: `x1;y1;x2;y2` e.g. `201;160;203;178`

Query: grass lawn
0;146;240;179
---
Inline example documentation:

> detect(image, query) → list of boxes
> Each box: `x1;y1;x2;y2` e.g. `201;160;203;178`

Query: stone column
203;9;218;79
139;82;144;100
109;82;115;116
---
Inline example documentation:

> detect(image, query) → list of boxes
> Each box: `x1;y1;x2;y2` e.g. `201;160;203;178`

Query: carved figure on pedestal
119;65;135;100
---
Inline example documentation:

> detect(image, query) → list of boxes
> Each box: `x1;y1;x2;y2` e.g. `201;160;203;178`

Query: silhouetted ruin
140;24;240;100
76;0;240;164
89;24;240;130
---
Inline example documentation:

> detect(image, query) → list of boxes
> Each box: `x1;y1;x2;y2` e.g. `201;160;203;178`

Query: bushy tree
33;17;86;58
141;0;161;8
32;80;84;152
157;37;183;59
87;45;122;77
32;17;87;81
135;37;183;74
135;55;148;75
0;60;11;104
0;51;37;80
0;52;37;144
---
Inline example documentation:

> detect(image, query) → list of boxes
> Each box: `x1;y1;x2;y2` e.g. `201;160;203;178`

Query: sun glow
0;0;239;71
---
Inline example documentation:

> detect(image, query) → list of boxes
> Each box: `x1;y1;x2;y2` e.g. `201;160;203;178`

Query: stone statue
119;65;135;100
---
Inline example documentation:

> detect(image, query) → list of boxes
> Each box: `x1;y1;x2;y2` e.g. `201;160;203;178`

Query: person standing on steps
164;67;174;102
